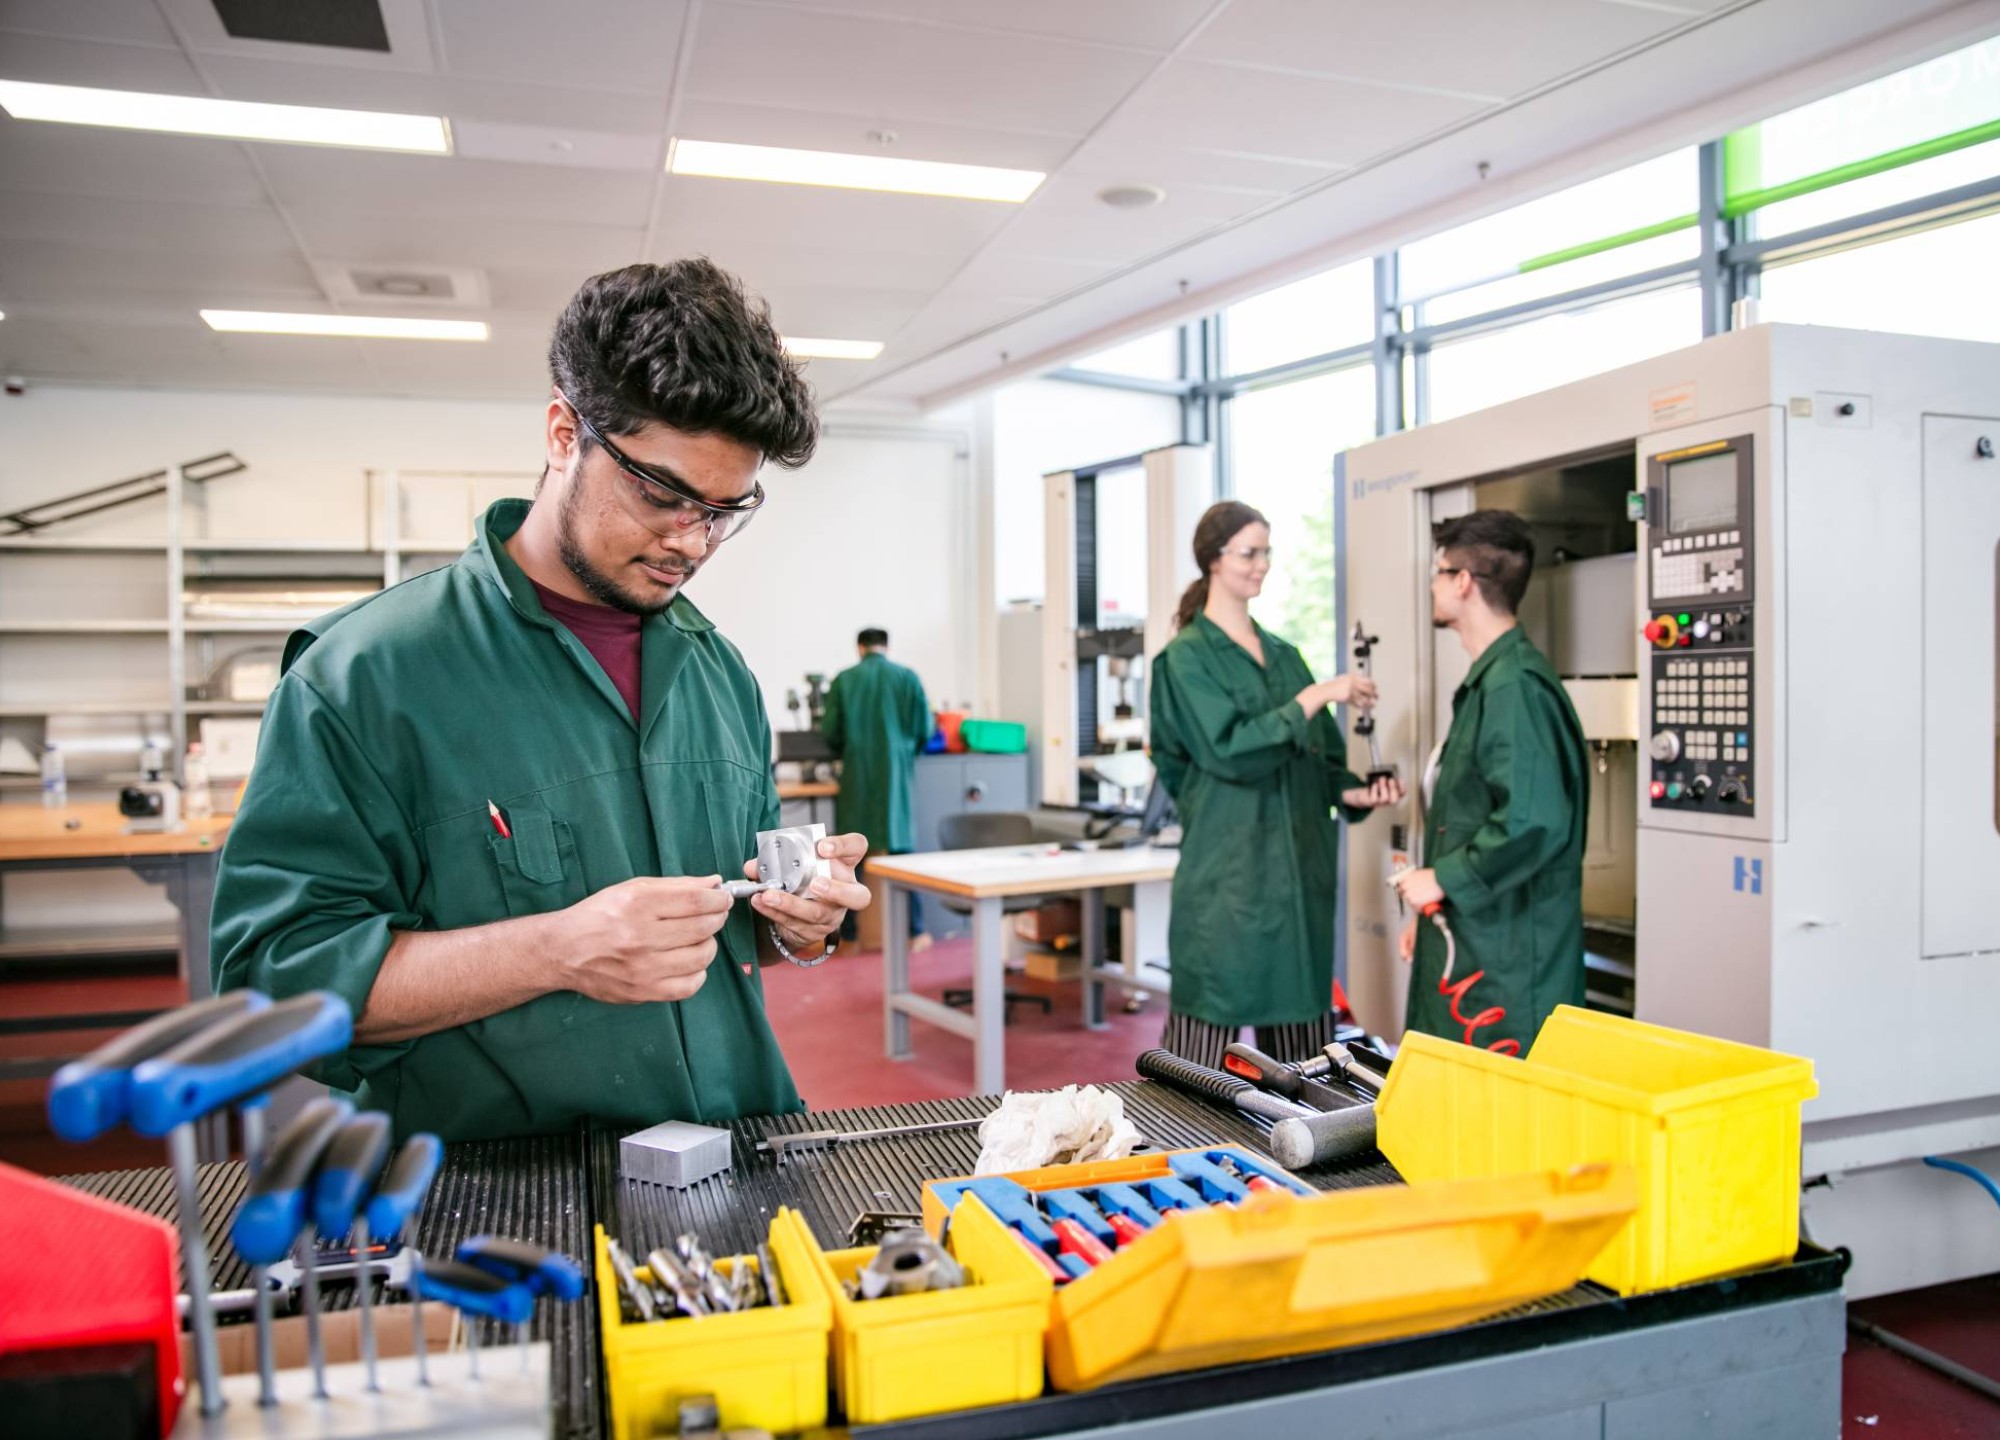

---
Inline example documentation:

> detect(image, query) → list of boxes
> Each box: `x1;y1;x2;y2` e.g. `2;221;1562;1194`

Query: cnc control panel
1644;437;1757;816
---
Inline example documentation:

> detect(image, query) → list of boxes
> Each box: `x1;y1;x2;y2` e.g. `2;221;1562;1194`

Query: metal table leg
883;881;912;1060
971;896;1005;1095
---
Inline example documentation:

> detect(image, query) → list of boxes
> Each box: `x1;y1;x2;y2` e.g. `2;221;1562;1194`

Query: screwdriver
313;1112;393;1393
366;1134;443;1385
456;1237;585;1367
411;1260;536;1381
45;992;272;1412
232;1096;353;1401
130;990;354;1416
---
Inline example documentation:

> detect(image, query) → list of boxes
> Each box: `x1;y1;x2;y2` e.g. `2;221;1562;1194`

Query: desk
2;803;233;1156
774;778;838;828
869;844;1177;1094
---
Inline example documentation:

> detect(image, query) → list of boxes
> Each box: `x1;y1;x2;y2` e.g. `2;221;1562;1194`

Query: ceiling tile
977;173;1269;265
256;147;657;226
670;239;966;295
752;282;932;337
0;121;271;204
686;3;1153;134
434;0;690;87
719;0;1219;51
0;1;180;46
0;239;320;301
0;31;205;90
286;212;645;272
673;96;1073;172
451;119;662;172
1060;132;1336;194
0;191;291;255
1193;0;1682;99
194;54;670;132
945;251;1119;301
1099;58;1489;167
650;173;1019;255
161;0;439;71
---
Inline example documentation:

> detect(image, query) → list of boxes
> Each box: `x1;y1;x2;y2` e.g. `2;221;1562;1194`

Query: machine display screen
1667;452;1739;533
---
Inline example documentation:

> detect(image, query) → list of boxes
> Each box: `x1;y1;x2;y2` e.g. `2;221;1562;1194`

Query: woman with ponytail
1148;500;1403;1068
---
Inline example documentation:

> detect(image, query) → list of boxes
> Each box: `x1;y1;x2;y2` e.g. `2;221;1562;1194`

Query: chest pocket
488;805;588;917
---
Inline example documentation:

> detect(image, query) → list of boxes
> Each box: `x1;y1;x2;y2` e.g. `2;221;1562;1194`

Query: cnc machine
1341;324;2000;1297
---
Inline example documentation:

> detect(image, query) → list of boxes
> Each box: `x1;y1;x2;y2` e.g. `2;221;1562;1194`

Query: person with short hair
212;260;871;1140
823;628;932;944
1392;509;1591;1054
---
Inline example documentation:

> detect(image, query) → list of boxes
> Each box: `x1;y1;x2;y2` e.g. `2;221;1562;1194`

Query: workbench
775;779;839;828
868;844;1177;1094
3;803;233;1159
68;1085;1846;1440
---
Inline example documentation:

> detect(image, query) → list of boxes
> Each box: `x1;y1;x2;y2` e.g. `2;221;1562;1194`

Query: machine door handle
965;784;986;803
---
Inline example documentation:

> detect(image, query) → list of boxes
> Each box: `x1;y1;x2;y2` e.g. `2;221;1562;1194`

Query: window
1223;260;1374;375
1401;149;1698;309
1068;326;1183;381
1426;286;1702;424
1757;209;2000;343
1726;34;2000;218
1752;135;2000;235
1227;367;1375;677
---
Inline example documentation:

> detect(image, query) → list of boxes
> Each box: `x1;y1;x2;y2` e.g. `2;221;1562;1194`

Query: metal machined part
605;1238;654;1323
756;1243;787;1307
757;823;828;896
856;1227;965;1300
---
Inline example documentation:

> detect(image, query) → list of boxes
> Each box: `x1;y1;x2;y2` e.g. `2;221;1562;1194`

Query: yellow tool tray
1377;1005;1817;1295
922;1145;1637;1392
800;1193;1054;1424
593;1208;832;1440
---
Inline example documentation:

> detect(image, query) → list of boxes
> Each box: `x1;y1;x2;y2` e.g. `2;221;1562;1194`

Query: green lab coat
1149;615;1371;1027
822;652;930;853
211;499;802;1142
1408;626;1590;1053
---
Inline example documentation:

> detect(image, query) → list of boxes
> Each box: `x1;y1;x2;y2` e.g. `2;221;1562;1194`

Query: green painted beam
1518;212;1698;273
1722;116;2000;217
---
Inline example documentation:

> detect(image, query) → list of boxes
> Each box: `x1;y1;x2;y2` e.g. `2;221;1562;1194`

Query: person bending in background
1149;500;1403;1068
1393;510;1590;1054
824;627;932;947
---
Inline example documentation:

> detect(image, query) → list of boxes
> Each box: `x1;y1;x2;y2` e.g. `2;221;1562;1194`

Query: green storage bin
960;719;1027;753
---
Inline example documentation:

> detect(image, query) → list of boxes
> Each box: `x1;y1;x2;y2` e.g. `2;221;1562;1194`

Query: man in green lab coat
822;628;931;943
1393;511;1590;1055
211;261;871;1141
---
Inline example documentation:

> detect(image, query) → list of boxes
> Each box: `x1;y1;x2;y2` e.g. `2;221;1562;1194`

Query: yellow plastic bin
595;1209;833;1440
1376;1005;1818;1295
805;1193;1054;1423
1045;1163;1637;1390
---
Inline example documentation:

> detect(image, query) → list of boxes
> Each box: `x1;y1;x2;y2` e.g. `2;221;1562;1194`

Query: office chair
936;811;1055;1020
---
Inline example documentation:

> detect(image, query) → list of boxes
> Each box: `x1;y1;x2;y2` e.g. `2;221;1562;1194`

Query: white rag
973;1085;1144;1175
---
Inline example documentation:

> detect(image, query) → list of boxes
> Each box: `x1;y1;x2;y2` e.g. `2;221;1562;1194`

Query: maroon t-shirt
531;580;643;721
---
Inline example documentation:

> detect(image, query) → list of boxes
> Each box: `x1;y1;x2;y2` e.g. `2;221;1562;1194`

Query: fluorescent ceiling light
0;80;450;154
669;138;1042;203
782;336;884;361
201;311;488;341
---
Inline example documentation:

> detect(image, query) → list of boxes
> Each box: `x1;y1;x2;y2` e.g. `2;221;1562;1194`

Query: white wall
989;379;1181;606
0;385;977;733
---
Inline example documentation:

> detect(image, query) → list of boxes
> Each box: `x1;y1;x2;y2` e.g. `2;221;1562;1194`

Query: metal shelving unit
0;467;534;780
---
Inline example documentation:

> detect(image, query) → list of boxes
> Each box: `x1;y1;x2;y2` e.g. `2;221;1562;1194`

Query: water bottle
40;743;65;808
183;741;213;820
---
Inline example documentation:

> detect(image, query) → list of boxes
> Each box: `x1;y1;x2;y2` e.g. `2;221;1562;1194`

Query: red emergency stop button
1649;781;1667;800
1644;615;1681;649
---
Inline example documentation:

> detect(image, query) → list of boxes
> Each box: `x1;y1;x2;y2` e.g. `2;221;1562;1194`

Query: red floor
763;933;1164;1108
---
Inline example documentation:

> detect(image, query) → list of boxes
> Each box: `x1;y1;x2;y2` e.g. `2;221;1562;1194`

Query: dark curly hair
548;259;819;468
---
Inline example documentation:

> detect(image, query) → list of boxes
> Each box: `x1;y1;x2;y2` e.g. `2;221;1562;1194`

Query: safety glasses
561;392;765;545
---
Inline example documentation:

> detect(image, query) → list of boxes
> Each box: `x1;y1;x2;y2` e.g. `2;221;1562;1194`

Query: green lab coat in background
210;499;802;1142
1149;615;1372;1027
822;652;930;853
1408;625;1590;1053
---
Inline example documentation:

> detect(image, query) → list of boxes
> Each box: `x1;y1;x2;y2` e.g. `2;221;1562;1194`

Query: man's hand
1398;920;1417;963
1341;775;1406;809
560;876;732;1004
1392;866;1445;911
749;831;871;953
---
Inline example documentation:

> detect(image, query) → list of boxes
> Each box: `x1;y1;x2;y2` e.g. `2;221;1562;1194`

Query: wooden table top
865;842;1178;900
0;802;232;861
775;780;840;799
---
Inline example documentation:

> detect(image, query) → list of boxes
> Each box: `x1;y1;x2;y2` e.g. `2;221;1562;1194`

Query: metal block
620;1120;732;1189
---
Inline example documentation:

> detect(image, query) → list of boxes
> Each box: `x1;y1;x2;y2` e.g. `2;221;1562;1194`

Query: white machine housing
1341;324;2000;1297
1040;444;1212;806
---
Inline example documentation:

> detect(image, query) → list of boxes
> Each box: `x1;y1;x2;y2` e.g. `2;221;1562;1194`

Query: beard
555;475;698;616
